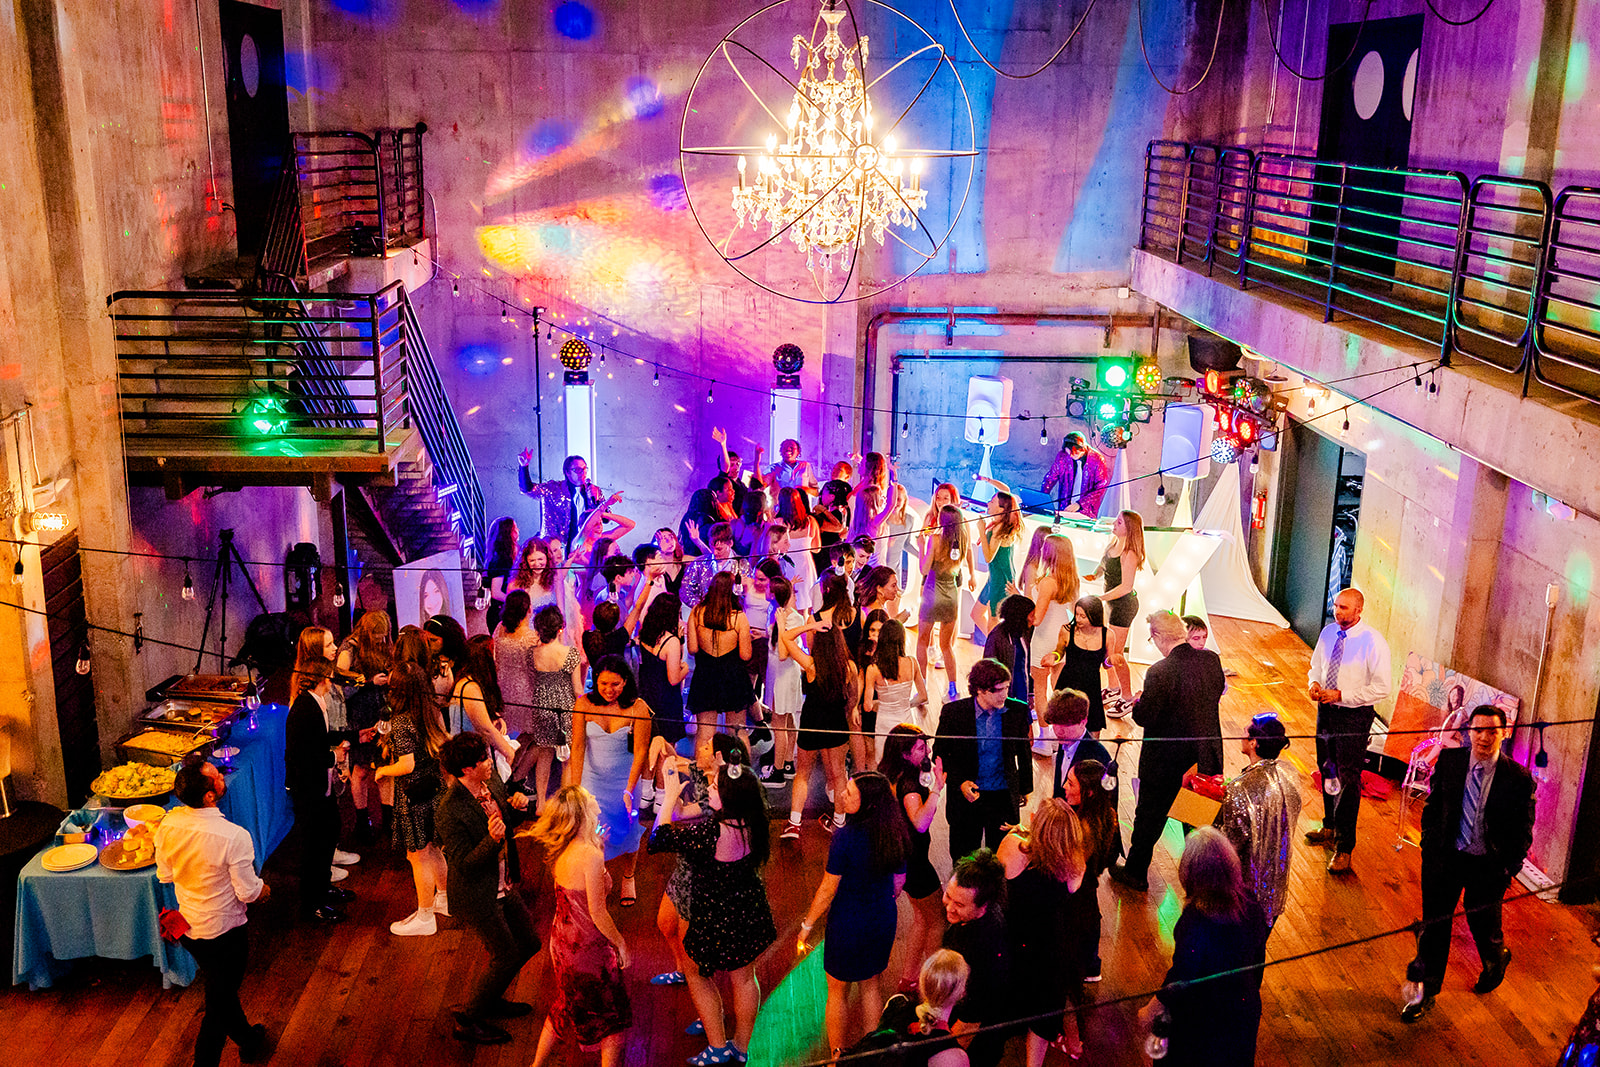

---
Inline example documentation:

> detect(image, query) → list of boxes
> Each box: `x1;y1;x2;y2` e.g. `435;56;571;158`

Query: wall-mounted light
23;511;67;533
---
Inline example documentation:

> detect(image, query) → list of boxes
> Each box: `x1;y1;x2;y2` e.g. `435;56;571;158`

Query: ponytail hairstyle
915;949;971;1027
499;590;533;633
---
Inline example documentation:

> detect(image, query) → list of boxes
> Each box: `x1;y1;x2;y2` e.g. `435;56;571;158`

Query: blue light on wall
458;345;500;376
553;2;595;40
624;76;664;120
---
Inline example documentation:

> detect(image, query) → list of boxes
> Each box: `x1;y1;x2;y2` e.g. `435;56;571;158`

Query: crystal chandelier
730;1;926;278
680;0;975;303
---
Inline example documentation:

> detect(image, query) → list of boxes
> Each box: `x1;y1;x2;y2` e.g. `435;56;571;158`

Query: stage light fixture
1134;360;1162;393
1210;435;1241;464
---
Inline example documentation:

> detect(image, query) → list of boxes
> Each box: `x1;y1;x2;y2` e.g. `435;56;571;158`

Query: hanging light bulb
475;588;490;611
707;382;715;403
452;279;459;297
1101;761;1117;792
1249;454;1260;475
1342;412;1351;432
243;680;261;710
653;366;660;387
546;324;553;341
836;405;844;428
1039;418;1048;446
333;583;346;608
770;394;776;413
599;346;607;367
901;420;909;439
75;639;91;675
181;566;195;601
133;613;144;654
10;556;22;585
1156;480;1166;506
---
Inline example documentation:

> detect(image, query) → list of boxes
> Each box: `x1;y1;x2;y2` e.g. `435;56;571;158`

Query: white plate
213;746;240;758
41;842;100;872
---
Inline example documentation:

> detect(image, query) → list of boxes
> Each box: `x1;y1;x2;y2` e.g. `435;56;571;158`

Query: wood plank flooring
4;616;1594;1065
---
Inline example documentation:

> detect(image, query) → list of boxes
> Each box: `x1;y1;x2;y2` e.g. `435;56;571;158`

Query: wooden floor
5;617;1595;1066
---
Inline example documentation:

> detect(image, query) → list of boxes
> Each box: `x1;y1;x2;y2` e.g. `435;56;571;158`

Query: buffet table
11;703;291;990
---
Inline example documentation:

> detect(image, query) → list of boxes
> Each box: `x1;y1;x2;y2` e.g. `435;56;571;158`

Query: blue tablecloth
11;703;293;990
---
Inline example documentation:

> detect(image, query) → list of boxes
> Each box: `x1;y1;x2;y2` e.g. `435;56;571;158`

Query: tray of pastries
100;823;159;870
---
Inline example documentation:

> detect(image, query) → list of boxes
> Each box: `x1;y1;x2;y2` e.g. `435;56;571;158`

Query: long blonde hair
930;504;968;576
1113;509;1148;571
1039;535;1080;605
532;785;598;859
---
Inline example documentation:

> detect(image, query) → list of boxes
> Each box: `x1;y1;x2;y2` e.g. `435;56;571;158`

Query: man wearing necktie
516;452;605;550
1403;705;1534;1023
1305;588;1391;873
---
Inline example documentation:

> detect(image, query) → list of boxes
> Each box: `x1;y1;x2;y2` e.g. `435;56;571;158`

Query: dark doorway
220;0;291;258
41;534;99;806
1312;14;1423;286
1270;423;1365;646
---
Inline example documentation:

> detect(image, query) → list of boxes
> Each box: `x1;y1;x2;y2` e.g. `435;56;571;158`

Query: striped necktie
1326;629;1346;692
1457;761;1486;852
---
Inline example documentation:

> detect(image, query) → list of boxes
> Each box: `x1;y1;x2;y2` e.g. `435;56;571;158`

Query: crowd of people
153;432;1538;1067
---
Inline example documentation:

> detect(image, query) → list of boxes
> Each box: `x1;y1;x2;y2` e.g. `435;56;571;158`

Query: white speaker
1160;403;1213;480
965;376;1013;445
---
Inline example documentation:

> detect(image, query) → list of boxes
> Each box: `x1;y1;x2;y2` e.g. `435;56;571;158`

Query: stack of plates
41;843;100;872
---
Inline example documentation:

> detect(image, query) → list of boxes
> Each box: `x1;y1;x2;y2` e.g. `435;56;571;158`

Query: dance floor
4;617;1593;1065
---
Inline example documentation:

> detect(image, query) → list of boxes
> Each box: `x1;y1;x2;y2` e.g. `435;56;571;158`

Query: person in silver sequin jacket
1218;714;1303;929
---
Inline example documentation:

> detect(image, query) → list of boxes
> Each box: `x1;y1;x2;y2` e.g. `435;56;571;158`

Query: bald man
1305;588;1391;873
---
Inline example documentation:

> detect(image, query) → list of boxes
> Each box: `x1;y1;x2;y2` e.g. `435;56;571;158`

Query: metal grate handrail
1139;140;1600;403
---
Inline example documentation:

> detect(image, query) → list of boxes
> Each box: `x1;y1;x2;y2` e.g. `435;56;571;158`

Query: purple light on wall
647;173;688;212
458;345;501;376
553;2;595;40
624;76;664;120
283;51;333;93
525;119;576;158
328;0;394;19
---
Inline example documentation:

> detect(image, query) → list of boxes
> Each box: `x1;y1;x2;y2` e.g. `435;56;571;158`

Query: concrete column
1442;456;1510;673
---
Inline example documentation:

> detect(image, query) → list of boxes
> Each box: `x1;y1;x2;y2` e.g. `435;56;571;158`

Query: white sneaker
390;909;437;936
329;865;349;883
332;849;360;866
432;891;450;917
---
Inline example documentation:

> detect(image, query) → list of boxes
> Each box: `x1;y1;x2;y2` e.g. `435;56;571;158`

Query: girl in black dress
483;515;519;633
1068;759;1122;987
637;593;689;744
1044;595;1109;734
781;621;856;838
881;723;947;995
650;737;776;1065
998;797;1088;1065
373;663;450;936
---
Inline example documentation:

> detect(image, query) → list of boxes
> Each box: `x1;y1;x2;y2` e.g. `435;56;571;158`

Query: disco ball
1232;375;1271;413
559;338;593;372
1210;435;1242;464
1099;424;1134;450
773;343;805;375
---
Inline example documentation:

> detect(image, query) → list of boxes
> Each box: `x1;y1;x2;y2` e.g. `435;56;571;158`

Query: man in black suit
934;658;1034;866
436;732;541;1045
1402;705;1535;1023
284;660;374;923
1110;610;1227;891
1039;688;1114;801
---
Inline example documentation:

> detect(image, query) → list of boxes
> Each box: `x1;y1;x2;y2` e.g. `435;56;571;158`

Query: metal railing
109;283;484;566
256;126;427;286
1139;141;1600;403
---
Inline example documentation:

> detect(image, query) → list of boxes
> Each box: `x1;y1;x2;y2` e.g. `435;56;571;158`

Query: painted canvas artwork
393;549;466;631
1385;651;1522;764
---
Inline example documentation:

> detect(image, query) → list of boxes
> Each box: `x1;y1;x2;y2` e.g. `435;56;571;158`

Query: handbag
402;758;441;805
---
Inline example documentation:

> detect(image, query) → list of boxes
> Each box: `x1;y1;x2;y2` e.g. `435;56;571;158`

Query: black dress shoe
1304;828;1337;847
482;999;534;1018
1400;994;1435;1023
328;886;356;905
302;905;346;925
237;1023;273;1063
1474;948;1511;993
453;1018;512;1044
1108;862;1149;892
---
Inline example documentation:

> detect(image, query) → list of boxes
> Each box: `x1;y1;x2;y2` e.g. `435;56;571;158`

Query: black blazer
1132;644;1227;775
435;772;535;923
933;696;1034;809
1420;747;1536;878
284;690;359;799
1049;736;1114;800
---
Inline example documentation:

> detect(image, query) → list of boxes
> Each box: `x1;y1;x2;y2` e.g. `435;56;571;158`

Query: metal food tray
166;674;250;704
115;727;213;768
138;699;238;738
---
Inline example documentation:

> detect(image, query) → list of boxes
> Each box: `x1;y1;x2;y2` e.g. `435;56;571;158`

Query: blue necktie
1458;761;1486;852
1326;629;1346;693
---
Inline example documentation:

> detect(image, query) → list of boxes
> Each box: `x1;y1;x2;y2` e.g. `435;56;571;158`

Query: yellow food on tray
126;730;204;756
92;762;177;798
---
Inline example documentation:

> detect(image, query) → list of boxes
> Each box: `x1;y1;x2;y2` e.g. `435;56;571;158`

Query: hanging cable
1136;0;1229;95
1258;0;1374;81
944;0;1101;80
1423;0;1497;27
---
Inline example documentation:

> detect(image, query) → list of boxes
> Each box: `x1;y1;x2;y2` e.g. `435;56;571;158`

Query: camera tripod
194;529;270;673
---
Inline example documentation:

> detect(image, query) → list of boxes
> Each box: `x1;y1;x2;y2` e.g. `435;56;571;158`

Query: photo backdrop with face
394;549;467;630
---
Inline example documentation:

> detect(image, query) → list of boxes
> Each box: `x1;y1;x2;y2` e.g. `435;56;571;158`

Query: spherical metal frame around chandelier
679;0;978;305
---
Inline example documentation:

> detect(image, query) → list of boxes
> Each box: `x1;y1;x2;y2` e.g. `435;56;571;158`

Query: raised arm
459;679;517;763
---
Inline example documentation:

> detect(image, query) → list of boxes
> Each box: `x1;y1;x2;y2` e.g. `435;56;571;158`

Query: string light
653;366;660;387
333;583;346;608
1342;411;1350;431
707;382;715;403
10;556;22;585
599;346;607;367
901;420;909;438
181;566;195;601
451;279;459;297
501;304;509;324
1249;454;1260;475
836;405;844;428
1039;418;1048;446
75;639;91;675
1155;480;1166;506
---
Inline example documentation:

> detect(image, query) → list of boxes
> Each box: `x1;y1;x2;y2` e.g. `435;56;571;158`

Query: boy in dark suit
933;658;1034;866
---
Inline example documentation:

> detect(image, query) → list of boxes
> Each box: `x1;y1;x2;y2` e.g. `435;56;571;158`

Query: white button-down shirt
155;806;264;940
1308;619;1392;709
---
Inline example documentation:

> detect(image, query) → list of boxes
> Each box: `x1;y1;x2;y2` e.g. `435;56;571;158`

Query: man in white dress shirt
1305;587;1391;873
155;760;272;1066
